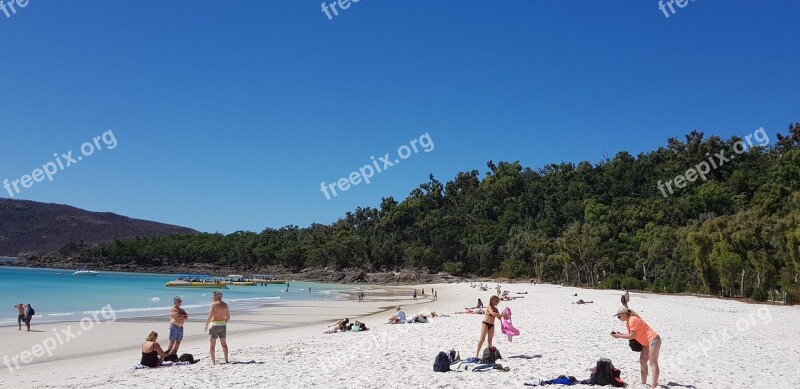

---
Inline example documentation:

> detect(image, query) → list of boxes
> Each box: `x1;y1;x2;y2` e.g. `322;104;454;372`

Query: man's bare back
209;301;229;322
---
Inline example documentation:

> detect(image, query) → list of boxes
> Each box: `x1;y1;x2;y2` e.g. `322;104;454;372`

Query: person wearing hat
166;296;188;356
612;307;661;389
204;290;230;365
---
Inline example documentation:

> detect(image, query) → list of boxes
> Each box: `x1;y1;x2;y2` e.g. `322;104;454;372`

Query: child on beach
475;295;507;358
612;307;661;389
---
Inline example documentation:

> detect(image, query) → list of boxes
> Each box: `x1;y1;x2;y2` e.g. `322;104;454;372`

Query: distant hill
0;199;197;256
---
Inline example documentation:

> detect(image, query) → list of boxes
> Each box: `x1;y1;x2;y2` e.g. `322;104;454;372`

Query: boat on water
166;274;228;289
252;274;287;285
223;275;256;286
73;270;99;276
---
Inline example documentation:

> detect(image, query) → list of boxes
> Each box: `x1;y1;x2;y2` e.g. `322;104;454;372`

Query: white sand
2;283;799;388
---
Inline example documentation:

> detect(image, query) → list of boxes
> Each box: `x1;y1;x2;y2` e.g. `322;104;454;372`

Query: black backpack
592;358;615;385
433;351;451;372
27;307;35;316
178;353;197;364
479;347;501;364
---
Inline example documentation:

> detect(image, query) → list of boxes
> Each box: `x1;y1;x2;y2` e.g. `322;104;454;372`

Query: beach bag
479;347;501;364
178;353;197;364
629;339;643;352
27;307;35;316
592;358;615;385
433;351;451;372
448;349;459;364
163;354;178;362
611;368;626;387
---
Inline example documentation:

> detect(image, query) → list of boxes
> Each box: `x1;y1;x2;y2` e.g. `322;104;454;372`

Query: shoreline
0;284;426;371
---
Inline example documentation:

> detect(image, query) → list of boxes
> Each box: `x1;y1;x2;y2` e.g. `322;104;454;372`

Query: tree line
65;123;800;302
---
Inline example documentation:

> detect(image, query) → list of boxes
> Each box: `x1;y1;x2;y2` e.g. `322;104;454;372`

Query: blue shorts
169;324;184;341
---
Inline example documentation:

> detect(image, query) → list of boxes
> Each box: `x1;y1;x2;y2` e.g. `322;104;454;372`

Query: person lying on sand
454;308;486;315
572;299;594;304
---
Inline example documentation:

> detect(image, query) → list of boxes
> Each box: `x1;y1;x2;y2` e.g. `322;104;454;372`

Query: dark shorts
25;315;32;324
210;325;226;340
18;315;25;324
169;324;184;341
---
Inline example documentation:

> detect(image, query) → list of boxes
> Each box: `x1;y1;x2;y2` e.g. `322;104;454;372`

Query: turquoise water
0;266;353;326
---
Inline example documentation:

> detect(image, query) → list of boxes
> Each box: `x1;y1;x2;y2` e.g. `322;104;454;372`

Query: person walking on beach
14;303;25;330
434;290;438;301
413;290;417;300
204;290;231;365
621;289;630;308
612;307;661;389
475;296;507;358
166;297;188;356
23;304;34;331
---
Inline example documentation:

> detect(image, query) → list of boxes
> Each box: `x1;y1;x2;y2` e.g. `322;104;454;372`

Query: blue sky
1;1;798;233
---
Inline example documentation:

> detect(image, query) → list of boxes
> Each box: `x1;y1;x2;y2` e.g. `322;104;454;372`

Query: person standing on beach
621;289;630;308
434;290;438;301
204;290;230;365
413;290;417;300
475;296;506;358
14;303;25;330
166;297;188;356
612;307;661;389
24;304;34;331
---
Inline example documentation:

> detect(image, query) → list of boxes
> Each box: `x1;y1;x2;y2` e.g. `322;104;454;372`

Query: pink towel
500;307;519;341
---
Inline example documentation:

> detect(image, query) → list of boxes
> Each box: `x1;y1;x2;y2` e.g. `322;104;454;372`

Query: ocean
0;266;353;326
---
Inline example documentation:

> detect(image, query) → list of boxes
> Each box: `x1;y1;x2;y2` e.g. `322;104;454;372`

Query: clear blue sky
1;1;798;233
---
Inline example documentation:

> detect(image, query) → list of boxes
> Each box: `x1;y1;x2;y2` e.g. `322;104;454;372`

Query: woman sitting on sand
475;295;507;358
141;331;169;368
612;307;661;389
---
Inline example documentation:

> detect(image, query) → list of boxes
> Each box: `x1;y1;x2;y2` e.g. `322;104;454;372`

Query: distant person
434;290;438;301
612;307;661;389
308;287;311;293
475;296;506;358
572;299;594;304
140;331;168;368
621;289;630;308
166;297;188;356
388;306;406;324
14;303;25;330
204;290;231;365
413;290;417;301
24;304;34;331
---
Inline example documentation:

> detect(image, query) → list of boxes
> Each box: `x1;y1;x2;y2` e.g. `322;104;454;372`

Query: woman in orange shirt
612;307;661;389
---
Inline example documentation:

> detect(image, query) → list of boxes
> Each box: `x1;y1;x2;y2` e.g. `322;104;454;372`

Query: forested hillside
67;123;800;301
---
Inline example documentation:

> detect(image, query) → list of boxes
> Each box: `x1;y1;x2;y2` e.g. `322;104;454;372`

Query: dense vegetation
68;123;800;302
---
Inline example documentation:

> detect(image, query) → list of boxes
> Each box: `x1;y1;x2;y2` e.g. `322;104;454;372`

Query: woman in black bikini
475;295;506;358
141;331;169;368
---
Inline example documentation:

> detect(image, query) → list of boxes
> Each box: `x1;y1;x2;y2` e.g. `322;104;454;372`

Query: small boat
223;275;256;286
166;274;227;289
252;274;286;285
73;270;99;276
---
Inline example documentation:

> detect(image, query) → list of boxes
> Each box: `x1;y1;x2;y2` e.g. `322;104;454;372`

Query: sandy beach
2;283;799;389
